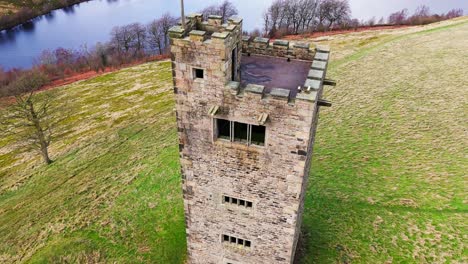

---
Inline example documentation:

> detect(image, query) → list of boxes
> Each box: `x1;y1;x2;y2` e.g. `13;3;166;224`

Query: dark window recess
222;234;252;248
217;119;231;140
194;68;204;79
215;119;266;146
222;195;253;209
251;125;266;146
233;122;248;143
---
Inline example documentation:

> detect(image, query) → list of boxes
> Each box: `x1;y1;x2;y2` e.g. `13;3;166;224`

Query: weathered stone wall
242;36;316;61
169;13;329;264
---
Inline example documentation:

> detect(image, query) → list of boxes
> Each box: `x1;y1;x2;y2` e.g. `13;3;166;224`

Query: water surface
0;0;272;69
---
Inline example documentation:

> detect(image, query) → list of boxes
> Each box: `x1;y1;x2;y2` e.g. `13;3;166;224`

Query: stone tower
169;14;332;264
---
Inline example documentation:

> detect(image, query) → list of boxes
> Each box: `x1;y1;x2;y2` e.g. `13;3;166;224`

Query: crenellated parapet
242;36;316;61
169;13;243;44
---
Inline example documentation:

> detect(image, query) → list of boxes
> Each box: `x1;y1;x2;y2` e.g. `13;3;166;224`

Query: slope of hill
0;18;467;263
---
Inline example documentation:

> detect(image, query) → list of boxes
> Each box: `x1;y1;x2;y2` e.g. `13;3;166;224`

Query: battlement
242;36;316;61
168;13;242;44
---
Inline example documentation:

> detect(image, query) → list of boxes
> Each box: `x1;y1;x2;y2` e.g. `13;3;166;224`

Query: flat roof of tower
240;55;312;96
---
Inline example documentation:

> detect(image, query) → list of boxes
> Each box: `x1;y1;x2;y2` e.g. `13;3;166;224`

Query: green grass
1;18;467;263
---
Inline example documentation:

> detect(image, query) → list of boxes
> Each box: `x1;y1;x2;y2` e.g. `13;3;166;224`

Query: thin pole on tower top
180;0;186;29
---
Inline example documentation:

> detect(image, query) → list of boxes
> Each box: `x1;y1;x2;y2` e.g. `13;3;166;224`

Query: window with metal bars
222;234;252;248
223;195;253;209
216;119;265;146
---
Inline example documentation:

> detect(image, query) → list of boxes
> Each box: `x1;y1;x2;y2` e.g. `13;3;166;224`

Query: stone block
270;88;290;99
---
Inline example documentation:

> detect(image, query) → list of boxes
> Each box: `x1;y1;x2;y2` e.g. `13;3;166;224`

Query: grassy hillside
1;18;467;263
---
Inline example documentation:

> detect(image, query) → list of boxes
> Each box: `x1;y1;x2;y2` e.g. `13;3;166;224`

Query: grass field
1;18;467;263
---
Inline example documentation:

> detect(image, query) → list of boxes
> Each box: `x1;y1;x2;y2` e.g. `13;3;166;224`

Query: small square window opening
193;68;204;79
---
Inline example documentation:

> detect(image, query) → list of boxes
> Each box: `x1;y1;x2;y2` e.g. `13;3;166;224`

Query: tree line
260;0;464;38
0;0;89;31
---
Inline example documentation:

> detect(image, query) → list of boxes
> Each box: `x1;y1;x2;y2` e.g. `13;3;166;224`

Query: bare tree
200;0;238;23
147;19;165;55
218;0;238;22
367;16;376;27
263;11;270;37
129;23;147;53
159;13;178;50
321;0;351;30
388;9;408;25
377;17;385;25
445;8;464;19
110;24;136;54
0;71;54;165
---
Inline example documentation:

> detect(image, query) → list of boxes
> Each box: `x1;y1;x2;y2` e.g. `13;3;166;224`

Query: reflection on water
0;0;272;69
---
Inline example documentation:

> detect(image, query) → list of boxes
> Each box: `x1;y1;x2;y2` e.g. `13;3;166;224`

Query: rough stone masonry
169;13;332;264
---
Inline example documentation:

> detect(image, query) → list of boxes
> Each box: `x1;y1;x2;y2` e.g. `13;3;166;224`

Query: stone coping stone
169;26;185;34
315;52;329;61
228;17;243;24
253;37;270;44
296;90;318;102
270;88;290;98
226;81;240;90
187;13;202;19
311;60;327;70
304;79;321;90
308;69;325;80
294;42;310;49
273;40;289;47
245;84;265;94
212;32;230;39
190;30;206;36
225;25;236;31
242;36;252;42
208;15;222;19
317;45;330;53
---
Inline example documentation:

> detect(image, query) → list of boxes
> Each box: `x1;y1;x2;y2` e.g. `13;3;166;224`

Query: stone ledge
314;52;329;61
308;69;325;80
293;42;310;49
190;30;206;36
228;17;243;25
317;45;330;53
245;84;265;94
212;32;230;39
304;79;321;90
296;90;318;102
311;60;327;70
273;40;289;47
253;37;269;44
226;81;240;91
208;15;222;19
270;88;290;99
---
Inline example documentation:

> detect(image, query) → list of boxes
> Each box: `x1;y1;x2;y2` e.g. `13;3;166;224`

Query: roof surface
240;55;312;97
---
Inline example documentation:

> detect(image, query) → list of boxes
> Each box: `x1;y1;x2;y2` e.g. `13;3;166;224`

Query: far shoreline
0;0;91;32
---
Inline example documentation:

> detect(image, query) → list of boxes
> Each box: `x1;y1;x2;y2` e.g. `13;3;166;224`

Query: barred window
216;119;265;146
221;234;252;248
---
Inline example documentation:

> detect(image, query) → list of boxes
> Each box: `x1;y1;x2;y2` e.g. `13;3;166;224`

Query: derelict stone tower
169;14;332;264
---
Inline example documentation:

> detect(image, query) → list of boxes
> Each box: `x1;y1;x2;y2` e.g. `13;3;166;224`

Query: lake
0;0;273;69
